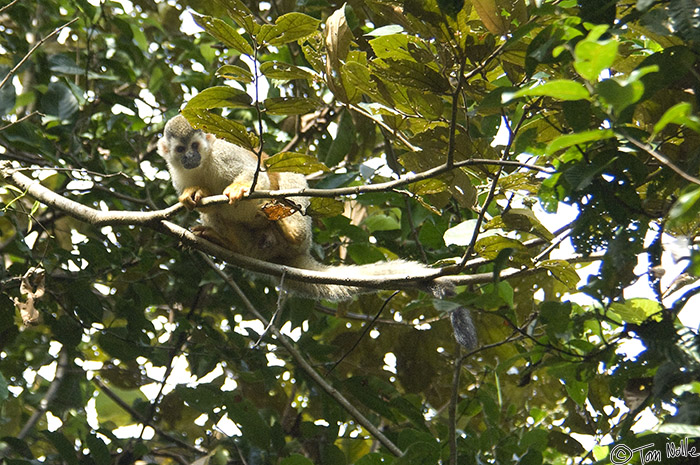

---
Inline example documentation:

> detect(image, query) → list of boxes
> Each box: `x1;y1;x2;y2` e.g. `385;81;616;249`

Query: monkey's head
158;115;214;170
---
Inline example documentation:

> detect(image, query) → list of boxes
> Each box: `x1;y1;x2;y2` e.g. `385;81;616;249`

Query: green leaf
443;219;478;246
363;213;401;232
265;152;329;174
308;197;345;217
0;370;8;404
263;96;323;115
501;208;554;240
193;14;254;55
258;12;320;46
595;79;643;115
668;186;700;227
225;397;271;449
538;259;580;289
574;37;618;82
216;64;253;83
210;0;259;35
325;109;356;166
545;129;615;155
652;102;700;138
181;109;258;150
85;434;111;465
259;61;317;82
505;80;590;102
409;178;448;196
474;235;528;261
369;34;416;62
43;431;79;465
41;82;79;120
373;59;451;94
610;298;663;324
366;25;404;37
186;86;252;110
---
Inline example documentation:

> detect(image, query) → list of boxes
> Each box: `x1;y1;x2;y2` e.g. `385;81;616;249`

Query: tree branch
1;160;548;291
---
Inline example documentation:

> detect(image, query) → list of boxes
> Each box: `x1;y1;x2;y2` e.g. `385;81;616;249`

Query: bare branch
621;131;700;186
0;18;79;91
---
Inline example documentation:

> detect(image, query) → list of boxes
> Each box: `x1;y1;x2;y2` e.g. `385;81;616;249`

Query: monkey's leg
179;186;211;210
191;226;238;250
275;217;306;246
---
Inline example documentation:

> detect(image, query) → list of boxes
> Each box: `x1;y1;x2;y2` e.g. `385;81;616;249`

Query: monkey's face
171;132;206;170
158;116;211;170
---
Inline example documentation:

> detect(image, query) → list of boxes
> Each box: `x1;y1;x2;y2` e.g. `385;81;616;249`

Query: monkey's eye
191;142;199;150
175;145;185;153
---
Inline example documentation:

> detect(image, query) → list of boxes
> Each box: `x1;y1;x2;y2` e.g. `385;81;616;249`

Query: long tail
281;255;451;301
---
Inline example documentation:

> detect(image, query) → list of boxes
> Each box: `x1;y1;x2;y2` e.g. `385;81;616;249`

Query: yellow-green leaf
265;152;329;174
537;259;580;289
193;14;254;55
259;12;320;46
409;178;448;196
181;109;258;150
545;129;615;155
308;197;344;217
264;97;323;115
216;64;253;83
259;61;317;82
505;80;591;102
186;86;251;110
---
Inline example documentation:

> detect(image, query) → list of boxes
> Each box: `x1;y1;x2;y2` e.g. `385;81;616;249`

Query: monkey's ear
206;134;216;144
157;138;169;156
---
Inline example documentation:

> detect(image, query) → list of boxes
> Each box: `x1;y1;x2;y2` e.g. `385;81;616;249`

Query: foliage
1;0;700;464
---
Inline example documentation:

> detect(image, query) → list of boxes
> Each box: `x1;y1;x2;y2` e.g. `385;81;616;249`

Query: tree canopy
2;0;700;463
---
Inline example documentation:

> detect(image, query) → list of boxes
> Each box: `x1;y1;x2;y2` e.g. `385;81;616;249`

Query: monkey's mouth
181;152;201;169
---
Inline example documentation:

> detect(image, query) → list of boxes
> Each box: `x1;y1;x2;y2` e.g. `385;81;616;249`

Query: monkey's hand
179;186;210;210
223;181;251;204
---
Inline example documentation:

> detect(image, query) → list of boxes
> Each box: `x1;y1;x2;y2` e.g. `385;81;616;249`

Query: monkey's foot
191;226;230;248
223;182;251;204
179;186;210;210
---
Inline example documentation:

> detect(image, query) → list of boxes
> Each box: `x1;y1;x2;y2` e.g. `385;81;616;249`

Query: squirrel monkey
158;115;450;300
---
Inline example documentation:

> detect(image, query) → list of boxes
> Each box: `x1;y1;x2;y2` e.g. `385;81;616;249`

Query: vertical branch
449;350;464;465
249;43;265;193
446;55;467;168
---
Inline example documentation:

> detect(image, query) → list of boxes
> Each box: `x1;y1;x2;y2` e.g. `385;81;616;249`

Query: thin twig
622;131;700;186
0;0;19;15
326;291;400;375
449;349;463;465
0;18;79;91
17;348;70;440
92;377;205;454
249;42;265;193
446;56;468;168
